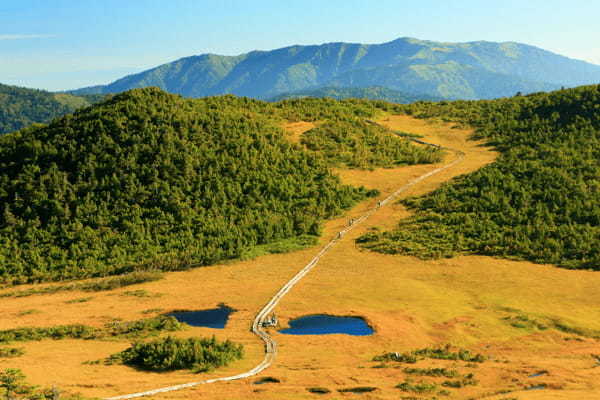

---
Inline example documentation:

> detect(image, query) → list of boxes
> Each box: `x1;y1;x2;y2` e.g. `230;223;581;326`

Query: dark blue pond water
167;305;234;329
279;315;373;336
528;371;548;378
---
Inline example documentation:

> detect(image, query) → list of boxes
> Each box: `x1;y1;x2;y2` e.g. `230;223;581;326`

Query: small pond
167;304;235;329
279;314;373;336
528;371;548;378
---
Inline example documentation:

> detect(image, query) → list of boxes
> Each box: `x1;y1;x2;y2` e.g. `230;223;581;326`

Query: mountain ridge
0;83;103;134
71;37;600;100
268;86;444;103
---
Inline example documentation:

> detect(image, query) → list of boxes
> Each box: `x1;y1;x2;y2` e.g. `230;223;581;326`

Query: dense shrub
0;271;163;298
442;375;478;388
404;367;459;378
0;88;378;283
307;387;331;394
104;316;184;338
337;387;377;393
0;347;24;358
0;83;102;134
0;325;98;343
374;345;486;364
301;120;442;169
359;85;600;270
396;381;438;393
115;335;243;372
0;368;91;400
0;316;184;344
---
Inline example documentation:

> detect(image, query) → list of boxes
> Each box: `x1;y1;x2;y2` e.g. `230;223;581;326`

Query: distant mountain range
268;86;443;103
71;37;600;100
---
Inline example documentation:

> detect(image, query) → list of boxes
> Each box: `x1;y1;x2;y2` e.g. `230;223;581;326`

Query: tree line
0;83;102;134
0;88;414;283
359;85;600;270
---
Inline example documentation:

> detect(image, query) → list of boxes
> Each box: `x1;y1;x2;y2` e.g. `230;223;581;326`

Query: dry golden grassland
1;115;599;399
281;121;315;144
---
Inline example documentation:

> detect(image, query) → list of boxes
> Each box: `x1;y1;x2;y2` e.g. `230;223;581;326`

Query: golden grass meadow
1;116;599;399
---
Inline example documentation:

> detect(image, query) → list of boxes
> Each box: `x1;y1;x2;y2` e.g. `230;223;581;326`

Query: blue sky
2;0;600;91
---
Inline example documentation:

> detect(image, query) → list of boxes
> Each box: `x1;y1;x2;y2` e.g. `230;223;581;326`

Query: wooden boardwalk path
106;136;464;400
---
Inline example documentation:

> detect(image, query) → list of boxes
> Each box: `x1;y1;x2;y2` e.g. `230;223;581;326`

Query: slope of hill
0;88;444;284
0;83;102;134
300;119;443;169
327;61;558;100
359;84;600;270
268;86;443;103
71;37;600;100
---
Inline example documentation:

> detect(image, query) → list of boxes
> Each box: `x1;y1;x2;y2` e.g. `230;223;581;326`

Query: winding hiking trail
105;132;465;400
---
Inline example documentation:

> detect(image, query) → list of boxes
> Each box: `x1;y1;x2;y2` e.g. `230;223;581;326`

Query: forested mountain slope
0;83;102;134
71;37;600;100
359;85;600;270
268;86;443;103
0;88;441;283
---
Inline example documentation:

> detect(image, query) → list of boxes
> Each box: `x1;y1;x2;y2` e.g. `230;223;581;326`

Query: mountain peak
70;37;600;100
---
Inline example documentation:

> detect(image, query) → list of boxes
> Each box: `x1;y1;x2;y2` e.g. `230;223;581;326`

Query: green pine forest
301;119;443;169
2;83;599;284
0;83;103;134
0;88;439;284
358;84;600;270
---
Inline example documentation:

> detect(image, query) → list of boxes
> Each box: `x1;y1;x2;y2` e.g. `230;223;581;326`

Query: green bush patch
337;386;377;393
396;381;438;393
0;271;163;298
0;315;185;344
301;120;442;169
307;387;331;394
442;374;478;388
113;336;243;372
0;347;24;358
374;345;486;364
404;367;459;378
65;296;93;304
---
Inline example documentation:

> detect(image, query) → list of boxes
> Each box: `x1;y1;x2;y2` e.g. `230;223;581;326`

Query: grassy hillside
71;37;600;100
0;88;442;284
359;85;600;270
0;83;101;134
